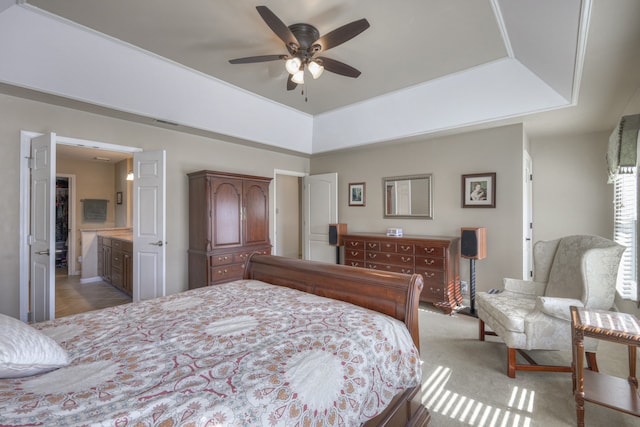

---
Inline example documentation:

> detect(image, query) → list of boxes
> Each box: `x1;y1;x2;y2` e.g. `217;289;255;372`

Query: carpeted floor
417;304;638;426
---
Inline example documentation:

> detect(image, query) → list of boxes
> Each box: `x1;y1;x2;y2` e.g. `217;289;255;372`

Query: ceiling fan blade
229;54;284;64
287;76;297;91
318;57;361;78
256;6;299;48
313;18;370;52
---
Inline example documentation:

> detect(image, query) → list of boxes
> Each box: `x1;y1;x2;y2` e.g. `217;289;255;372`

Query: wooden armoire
188;170;272;288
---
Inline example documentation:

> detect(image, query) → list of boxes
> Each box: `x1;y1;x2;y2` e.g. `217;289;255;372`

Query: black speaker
461;227;486;259
328;223;347;246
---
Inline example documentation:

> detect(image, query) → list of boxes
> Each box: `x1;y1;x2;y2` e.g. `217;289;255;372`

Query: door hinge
28;235;35;245
529;173;533;181
529;222;533;229
26;156;34;169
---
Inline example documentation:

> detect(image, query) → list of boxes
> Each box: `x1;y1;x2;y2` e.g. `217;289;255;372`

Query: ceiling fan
229;6;370;91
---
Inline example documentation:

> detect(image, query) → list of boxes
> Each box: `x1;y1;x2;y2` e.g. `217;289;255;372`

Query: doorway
274;171;303;258
54;147;134;317
19;131;166;322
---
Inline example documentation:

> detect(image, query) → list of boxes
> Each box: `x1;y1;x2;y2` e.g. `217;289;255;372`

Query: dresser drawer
367;252;414;266
366;263;414;274
415;244;445;257
344;239;364;250
345;260;365;268
345;249;365;261
211;253;234;266
397;243;415;254
365;241;380;251
422;284;445;301
379;241;397;252
234;248;271;263
417;269;445;284
209;263;245;284
415;256;444;270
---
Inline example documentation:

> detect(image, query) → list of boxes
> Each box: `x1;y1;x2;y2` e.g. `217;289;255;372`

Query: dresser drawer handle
402;269;412;274
385;254;391;259
424;248;435;253
401;256;411;263
218;256;229;261
385;243;392;248
350;251;360;256
424;272;436;278
368;253;377;259
401;245;411;251
217;269;228;275
423;259;435;265
368;243;376;248
350;262;360;267
349;242;358;247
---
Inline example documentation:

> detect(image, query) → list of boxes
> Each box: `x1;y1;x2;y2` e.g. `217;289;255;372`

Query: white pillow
0;313;70;379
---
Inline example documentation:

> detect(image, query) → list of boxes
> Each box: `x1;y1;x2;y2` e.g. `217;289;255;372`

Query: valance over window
607;114;640;183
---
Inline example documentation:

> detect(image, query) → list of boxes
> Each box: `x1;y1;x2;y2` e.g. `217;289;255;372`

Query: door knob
149;240;164;247
35;249;50;255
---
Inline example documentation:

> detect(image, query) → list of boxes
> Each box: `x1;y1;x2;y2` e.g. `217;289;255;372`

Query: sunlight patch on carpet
421;365;534;426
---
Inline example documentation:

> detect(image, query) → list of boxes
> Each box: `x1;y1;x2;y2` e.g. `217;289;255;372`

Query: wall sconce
126;170;134;181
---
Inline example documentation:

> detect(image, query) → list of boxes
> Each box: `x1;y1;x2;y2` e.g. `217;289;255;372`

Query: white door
30;133;56;322
302;173;337;263
523;152;534;279
132;150;166;301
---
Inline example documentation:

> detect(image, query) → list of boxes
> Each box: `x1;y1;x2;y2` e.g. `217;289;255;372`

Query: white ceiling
1;0;639;154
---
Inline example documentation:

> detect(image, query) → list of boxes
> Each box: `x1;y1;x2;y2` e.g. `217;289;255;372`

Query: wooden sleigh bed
0;255;430;426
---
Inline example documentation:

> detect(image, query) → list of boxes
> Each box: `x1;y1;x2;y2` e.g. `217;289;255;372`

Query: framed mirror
383;174;433;219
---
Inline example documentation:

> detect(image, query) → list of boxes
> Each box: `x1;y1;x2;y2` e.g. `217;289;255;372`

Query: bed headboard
244;254;424;349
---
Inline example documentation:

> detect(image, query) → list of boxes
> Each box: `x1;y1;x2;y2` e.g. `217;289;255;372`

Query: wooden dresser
188;170;272;288
342;233;461;313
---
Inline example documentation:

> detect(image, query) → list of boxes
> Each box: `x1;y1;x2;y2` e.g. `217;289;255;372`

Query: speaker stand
458;258;477;317
335;246;341;264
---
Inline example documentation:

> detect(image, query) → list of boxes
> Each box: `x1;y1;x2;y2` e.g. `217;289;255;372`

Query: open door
302;173;337;263
30;133;56;322
132;150;166;301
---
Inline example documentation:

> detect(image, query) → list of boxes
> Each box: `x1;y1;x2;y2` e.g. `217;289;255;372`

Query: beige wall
0;93;310;318
311;124;615;296
311;125;526;292
529;131;613;241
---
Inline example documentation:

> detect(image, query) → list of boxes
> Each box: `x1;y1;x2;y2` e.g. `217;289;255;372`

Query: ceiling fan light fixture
308;60;324;79
291;69;305;84
285;57;302;75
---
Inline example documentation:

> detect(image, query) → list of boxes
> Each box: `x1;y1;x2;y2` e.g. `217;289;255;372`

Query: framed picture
462;173;496;208
116;191;123;205
349;182;366;206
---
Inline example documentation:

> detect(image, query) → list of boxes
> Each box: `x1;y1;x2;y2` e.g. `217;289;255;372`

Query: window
613;170;637;301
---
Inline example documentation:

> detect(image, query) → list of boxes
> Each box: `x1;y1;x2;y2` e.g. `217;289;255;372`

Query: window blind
613;171;637;301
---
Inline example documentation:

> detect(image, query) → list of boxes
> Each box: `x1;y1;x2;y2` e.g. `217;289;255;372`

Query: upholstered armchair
477;235;625;378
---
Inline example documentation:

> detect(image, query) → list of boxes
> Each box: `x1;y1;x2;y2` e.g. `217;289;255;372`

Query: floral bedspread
0;280;421;426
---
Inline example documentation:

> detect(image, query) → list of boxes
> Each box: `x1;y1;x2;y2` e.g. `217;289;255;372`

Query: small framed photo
462;173;496;208
116;191;123;205
348;182;366;206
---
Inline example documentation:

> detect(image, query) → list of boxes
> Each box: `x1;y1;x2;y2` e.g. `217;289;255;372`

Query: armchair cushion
535;296;584;322
503;278;546;296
